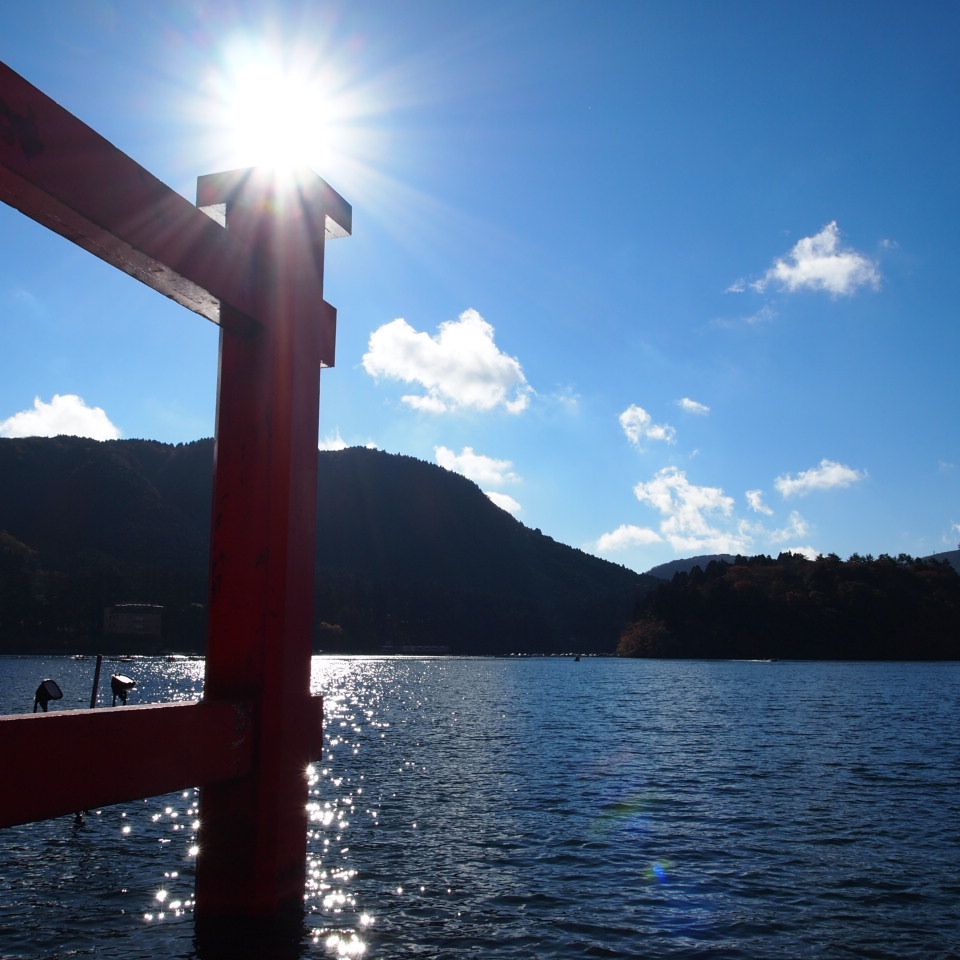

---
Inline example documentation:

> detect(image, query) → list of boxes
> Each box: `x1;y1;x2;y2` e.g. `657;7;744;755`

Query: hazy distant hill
925;549;960;573
645;554;738;580
0;437;648;655
647;550;960;579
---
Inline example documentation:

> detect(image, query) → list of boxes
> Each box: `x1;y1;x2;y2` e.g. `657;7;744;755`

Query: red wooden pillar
0;61;351;930
195;168;346;920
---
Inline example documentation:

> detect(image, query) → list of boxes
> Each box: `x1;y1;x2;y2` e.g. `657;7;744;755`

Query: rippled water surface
2;656;959;959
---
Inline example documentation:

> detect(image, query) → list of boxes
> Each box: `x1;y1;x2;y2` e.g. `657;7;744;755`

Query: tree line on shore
618;552;960;660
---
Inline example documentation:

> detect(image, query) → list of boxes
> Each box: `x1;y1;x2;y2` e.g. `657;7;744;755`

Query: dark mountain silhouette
0;436;647;655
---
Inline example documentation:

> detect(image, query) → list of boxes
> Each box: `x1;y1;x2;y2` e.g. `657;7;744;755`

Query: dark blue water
2;656;959;959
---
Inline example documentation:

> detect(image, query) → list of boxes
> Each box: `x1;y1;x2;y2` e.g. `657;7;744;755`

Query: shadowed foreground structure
0;58;349;936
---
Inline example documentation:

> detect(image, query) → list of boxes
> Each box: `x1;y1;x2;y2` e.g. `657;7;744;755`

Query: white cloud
619;405;676;447
633;466;751;554
678;397;710;416
770;510;810;543
711;304;778;327
753;222;880;297
775;459;867;498
781;545;821;560
362;309;532;414
744;304;778;324
486;491;521;515
435;445;519;487
597;469;837;562
745;489;773;515
0;394;121;440
635;467;733;523
319;430;348;451
552;386;581;413
319;430;377;451
593;524;663;553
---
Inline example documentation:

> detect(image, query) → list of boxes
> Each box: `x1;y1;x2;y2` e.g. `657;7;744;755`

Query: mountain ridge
0;436;650;655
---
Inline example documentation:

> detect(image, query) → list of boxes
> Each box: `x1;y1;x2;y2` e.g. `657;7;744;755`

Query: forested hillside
0;436;645;654
618;552;960;660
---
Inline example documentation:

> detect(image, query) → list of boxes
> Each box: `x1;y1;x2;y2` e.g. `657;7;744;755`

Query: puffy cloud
774;459;866;498
619;405;676;447
362;309;532;414
0;394;121;440
435;445;519;486
593;524;663;553
770;511;810;543
635;467;733;523
319;430;348;451
596;469;832;561
597;466;837;561
753;222;880;297
633;466;751;554
781;545;821;561
319;430;377;451
486;491;521;515
745;489;773;515
678;397;710;416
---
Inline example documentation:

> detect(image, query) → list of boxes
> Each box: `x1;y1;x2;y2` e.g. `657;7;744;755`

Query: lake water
1;655;959;959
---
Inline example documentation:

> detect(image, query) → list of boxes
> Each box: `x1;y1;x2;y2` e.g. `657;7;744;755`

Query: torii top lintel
0;60;351;364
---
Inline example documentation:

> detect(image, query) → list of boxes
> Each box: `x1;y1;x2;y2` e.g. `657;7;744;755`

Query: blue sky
1;1;958;574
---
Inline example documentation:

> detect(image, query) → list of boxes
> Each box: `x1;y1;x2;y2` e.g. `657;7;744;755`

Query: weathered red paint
0;59;349;923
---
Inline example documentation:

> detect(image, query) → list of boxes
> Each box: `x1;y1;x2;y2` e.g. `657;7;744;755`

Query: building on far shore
103;603;163;640
381;641;451;655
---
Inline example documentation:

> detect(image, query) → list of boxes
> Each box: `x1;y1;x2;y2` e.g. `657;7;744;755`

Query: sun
203;37;353;173
191;28;425;252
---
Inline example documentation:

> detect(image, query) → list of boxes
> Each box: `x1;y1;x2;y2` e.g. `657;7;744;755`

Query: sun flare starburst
202;37;355;173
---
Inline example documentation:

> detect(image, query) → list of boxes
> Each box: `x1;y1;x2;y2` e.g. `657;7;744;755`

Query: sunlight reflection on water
304;656;960;959
2;655;960;958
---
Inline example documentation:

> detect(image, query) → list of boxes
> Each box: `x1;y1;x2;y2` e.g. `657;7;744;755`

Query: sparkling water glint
2;655;960;958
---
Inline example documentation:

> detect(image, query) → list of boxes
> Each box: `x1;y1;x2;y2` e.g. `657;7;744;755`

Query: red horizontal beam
0;700;254;828
0;61;348;363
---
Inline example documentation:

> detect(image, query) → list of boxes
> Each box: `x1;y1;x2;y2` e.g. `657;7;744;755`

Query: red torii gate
0;60;350;927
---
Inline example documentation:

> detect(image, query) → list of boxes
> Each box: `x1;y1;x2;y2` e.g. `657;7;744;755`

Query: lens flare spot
645;859;674;884
592;793;653;834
